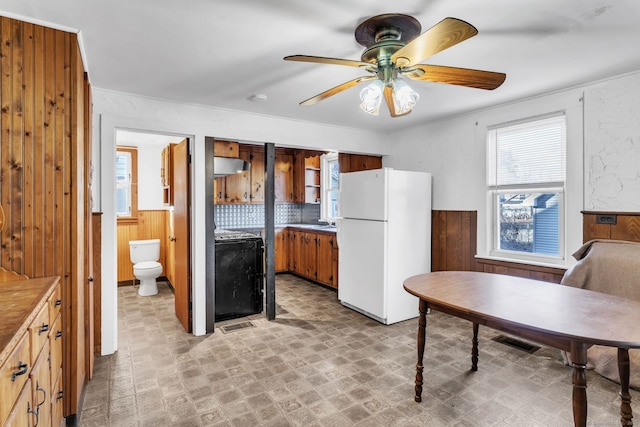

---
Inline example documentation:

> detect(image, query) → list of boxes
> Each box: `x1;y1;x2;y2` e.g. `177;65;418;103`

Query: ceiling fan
284;14;506;117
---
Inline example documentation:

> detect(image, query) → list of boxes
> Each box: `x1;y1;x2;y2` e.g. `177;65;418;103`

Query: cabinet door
292;153;306;203
287;230;296;272
49;313;63;391
30;341;51;427
51;370;64;427
292;230;305;275
316;233;335;287
274;229;288;273
4;379;33;427
302;232;318;280
274;153;293;203
225;148;251;203
213;177;226;204
249;148;265;204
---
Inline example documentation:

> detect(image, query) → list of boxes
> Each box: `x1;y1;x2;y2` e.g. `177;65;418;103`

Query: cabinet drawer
48;284;62;325
0;332;31;425
4;378;34;427
29;303;50;364
49;313;63;388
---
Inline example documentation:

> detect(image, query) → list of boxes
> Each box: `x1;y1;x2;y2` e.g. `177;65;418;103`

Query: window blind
487;114;566;186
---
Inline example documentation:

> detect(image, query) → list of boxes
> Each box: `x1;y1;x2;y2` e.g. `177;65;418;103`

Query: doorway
113;129;193;333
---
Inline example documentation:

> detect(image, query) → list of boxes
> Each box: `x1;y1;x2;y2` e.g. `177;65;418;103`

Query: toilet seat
134;261;162;271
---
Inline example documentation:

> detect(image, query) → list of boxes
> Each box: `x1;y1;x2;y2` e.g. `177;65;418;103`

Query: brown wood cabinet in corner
285;228;338;288
0;277;62;427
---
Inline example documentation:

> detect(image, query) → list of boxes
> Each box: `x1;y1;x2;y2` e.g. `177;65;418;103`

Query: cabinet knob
169;236;176;242
38;323;50;335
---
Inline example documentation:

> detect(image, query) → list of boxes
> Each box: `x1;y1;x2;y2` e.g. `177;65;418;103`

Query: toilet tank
129;239;160;264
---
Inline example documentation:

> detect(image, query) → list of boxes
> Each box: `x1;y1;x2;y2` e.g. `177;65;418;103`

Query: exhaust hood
213;156;250;178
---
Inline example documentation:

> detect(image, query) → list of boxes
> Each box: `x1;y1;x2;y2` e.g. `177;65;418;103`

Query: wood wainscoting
582;211;640;243
117;210;169;283
432;210;478;272
431;210;566;283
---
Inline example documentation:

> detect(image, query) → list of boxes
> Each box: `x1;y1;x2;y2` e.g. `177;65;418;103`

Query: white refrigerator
337;168;432;324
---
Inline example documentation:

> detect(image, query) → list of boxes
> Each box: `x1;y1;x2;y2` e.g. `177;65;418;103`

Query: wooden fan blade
406;64;506;90
300;76;376;106
391;17;478;67
383;86;411;117
284;55;375;70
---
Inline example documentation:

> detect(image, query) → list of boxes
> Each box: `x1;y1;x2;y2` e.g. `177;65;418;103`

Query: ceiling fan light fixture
392;78;419;114
359;79;384;115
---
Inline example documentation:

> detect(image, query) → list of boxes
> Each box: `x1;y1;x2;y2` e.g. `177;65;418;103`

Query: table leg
618;348;633;426
471;322;479;371
414;299;428;403
570;342;588;427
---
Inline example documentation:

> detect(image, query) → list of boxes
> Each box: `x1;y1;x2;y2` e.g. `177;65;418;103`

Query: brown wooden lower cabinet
0;276;62;427
282;228;337;289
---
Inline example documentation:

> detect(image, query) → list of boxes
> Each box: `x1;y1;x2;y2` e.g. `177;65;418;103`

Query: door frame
98;116;198;354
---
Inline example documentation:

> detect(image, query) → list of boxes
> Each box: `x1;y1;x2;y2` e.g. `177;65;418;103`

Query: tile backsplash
215;203;320;229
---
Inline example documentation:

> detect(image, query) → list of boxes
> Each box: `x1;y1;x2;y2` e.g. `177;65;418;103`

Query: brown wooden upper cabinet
213;142;381;204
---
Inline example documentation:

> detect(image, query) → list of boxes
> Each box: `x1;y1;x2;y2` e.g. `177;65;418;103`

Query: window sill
475;254;568;271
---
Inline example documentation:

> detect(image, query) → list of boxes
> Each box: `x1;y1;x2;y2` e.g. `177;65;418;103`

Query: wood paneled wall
117;210;168;282
583;211;640;243
0;17;89;418
432;210;566;283
431;210;478;272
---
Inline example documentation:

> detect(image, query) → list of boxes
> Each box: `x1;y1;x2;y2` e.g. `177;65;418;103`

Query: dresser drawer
0;332;31;425
48;284;62;325
29;303;50;364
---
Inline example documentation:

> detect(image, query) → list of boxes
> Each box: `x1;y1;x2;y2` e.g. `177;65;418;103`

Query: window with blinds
486;114;566;258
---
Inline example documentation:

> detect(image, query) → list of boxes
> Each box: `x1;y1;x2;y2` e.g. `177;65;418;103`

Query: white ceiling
2;0;639;133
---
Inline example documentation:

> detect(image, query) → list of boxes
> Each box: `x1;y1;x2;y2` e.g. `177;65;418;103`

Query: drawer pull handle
36;382;47;407
56;390;64;401
11;362;28;381
38;323;49;335
27;402;39;426
56;330;63;339
55;299;62;307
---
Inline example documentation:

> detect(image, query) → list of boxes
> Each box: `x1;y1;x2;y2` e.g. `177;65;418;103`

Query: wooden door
172;139;191;332
292;152;306;203
316;233;334;287
250;147;265;203
274;152;293;203
287;230;296;272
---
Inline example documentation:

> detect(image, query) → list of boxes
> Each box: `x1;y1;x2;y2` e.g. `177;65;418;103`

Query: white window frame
486;113;567;264
320;152;339;224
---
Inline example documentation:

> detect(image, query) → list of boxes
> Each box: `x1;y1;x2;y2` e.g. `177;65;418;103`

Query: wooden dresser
0;276;63;427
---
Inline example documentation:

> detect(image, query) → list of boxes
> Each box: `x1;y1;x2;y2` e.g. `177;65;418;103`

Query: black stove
214;229;264;322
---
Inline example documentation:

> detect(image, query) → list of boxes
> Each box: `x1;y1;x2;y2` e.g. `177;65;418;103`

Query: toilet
129;239;163;296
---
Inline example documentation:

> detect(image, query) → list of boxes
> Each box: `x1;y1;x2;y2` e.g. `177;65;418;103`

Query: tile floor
79;274;638;426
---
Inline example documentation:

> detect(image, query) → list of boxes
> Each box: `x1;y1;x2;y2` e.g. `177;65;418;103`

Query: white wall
584;73;640;211
94;71;640;355
385;70;640;268
93;89;390;355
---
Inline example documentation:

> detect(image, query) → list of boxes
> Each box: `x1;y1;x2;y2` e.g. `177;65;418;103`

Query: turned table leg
414;299;428;402
618;348;633;426
471;322;479;371
570;342;588;427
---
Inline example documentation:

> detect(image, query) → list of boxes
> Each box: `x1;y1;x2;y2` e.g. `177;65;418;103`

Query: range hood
214;156;250;178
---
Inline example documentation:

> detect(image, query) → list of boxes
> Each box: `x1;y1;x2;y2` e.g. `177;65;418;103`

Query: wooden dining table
403;271;640;427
